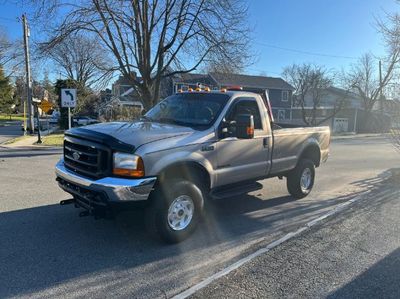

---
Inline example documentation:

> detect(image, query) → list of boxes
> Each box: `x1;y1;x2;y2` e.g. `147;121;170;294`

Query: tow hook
60;199;74;205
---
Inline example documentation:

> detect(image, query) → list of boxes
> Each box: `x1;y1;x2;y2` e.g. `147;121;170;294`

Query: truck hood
66;121;195;151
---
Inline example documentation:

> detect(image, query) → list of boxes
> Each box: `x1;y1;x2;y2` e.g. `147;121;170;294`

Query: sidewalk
0;129;60;149
331;133;387;140
189;180;400;299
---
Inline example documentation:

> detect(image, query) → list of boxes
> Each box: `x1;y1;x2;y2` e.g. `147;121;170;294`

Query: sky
0;0;399;80
246;0;399;76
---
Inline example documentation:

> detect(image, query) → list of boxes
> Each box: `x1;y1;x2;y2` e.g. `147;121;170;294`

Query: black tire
286;159;315;199
145;179;204;243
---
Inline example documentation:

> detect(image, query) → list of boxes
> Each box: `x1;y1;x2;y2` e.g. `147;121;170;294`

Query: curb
0;145;62;151
331;134;385;140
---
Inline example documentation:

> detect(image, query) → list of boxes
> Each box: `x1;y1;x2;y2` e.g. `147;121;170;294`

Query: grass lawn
42;134;64;146
0;114;25;122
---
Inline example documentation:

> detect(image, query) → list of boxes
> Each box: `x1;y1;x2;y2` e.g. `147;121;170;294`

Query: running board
210;182;263;200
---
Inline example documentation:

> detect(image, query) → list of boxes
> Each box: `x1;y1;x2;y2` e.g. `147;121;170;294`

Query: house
291;87;364;132
172;72;295;122
99;71;295;121
110;74;144;109
290;86;400;133
98;73;144;118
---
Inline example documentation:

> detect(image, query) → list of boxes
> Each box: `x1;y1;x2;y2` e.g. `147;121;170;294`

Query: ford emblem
72;151;80;160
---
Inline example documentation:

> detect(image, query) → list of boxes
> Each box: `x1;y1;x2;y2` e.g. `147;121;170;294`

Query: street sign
39;100;53;113
61;89;77;108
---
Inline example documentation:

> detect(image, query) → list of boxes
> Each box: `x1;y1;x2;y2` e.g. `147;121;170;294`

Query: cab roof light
195;87;202;92
227;86;243;91
188;88;194;92
204;87;211;92
177;89;183;93
220;88;227;92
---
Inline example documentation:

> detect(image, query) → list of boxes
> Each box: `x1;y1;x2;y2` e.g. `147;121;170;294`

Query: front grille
64;137;110;179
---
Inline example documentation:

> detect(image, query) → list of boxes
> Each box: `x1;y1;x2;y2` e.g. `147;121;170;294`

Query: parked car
49;111;60;125
72;116;99;126
55;88;330;243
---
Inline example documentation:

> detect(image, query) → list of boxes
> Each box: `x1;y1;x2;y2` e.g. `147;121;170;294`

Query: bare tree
0;28;25;76
0;29;12;66
345;53;398;112
345;10;400;113
36;0;251;110
374;4;400;148
283;63;346;126
40;34;111;89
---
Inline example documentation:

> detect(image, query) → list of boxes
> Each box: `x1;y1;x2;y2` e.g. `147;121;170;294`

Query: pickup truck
55;88;330;243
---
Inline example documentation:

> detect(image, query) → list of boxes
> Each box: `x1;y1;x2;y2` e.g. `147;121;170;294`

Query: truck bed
269;123;331;175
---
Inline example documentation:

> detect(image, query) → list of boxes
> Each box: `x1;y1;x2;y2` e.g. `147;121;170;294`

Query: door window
226;98;263;129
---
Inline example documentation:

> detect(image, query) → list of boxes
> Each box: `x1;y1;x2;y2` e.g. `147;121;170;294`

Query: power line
255;41;358;60
0;16;20;23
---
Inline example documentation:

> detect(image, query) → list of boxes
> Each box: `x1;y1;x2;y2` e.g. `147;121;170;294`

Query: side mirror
236;114;254;139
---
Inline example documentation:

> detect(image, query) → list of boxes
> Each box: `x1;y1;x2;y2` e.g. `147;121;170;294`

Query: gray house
172;72;295;122
292;87;364;132
99;72;295;121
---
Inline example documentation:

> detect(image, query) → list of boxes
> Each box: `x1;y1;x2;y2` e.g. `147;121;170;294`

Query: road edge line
172;189;393;299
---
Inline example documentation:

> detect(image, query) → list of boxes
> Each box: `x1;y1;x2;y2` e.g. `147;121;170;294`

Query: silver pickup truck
55;89;330;243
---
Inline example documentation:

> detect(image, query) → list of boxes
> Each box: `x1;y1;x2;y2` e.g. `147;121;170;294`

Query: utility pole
22;14;34;134
379;60;384;113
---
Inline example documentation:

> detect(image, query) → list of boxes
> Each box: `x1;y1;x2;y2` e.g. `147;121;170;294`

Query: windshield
144;93;230;128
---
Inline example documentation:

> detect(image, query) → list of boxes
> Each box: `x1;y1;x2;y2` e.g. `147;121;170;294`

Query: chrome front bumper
55;159;157;202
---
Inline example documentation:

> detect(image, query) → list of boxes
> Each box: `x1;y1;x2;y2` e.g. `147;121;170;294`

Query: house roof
327;86;363;100
177;73;209;82
209;72;294;91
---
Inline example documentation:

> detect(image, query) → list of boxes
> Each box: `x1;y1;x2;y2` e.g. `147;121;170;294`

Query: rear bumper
55;159;157;203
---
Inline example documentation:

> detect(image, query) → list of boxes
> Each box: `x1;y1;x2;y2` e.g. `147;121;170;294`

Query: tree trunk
139;83;155;111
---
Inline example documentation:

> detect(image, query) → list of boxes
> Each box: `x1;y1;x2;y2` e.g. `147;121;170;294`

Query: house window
282;90;289;102
278;109;286;121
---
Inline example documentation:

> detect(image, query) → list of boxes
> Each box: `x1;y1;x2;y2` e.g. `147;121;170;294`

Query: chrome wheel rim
167;195;194;231
300;168;312;192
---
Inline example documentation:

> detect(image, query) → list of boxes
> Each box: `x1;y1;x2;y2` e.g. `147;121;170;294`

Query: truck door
216;97;271;186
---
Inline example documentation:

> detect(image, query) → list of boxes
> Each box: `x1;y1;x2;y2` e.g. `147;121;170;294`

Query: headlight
113;153;145;177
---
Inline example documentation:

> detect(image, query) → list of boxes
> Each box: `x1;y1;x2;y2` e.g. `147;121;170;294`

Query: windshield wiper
157;117;182;125
140;115;153;122
157;117;206;128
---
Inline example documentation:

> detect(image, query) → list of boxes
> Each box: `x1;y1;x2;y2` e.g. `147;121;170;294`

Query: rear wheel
287;159;315;199
146;179;204;243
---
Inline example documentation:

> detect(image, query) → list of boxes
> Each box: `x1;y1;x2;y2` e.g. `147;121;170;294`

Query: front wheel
146;179;204;243
287;159;315;199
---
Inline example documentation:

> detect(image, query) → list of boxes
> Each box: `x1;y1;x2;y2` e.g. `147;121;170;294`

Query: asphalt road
0;121;22;144
191;181;400;299
0;136;398;298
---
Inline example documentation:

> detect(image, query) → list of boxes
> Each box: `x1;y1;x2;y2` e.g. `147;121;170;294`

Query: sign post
32;97;42;144
61;89;77;129
68;107;71;129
